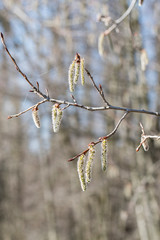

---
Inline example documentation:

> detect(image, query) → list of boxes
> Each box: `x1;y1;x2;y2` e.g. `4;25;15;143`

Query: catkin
52;105;63;133
85;145;96;183
98;33;105;57
80;58;85;85
139;0;144;6
68;60;75;92
101;139;108;171
140;49;148;71
52;104;58;132
74;62;80;84
32;107;40;128
141;135;149;151
54;108;63;133
77;154;86;191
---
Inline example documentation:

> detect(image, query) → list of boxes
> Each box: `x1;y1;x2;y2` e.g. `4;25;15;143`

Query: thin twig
8;99;47;119
1;32;49;100
136;135;160;152
85;68;110;106
103;0;137;36
68;111;128;162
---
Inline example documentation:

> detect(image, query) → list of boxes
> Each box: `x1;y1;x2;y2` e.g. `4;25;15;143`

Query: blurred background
0;0;160;239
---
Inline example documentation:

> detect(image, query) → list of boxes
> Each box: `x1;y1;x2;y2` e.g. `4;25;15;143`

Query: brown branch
85;68;110;106
68;112;128;162
8;99;47;119
1;32;49;100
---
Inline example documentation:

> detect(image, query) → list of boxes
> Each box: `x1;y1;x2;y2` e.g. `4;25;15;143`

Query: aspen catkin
52;104;58;132
98;33;105;57
74;62;80;84
54;107;63;133
80;58;85;85
68;60;75;92
141;135;149;151
77;154;86;191
85;145;96;183
101;139;108;171
32;107;40;128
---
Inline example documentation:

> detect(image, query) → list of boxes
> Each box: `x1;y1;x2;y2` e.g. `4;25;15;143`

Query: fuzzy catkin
68;60;75;92
74;62;80;84
80;58;85;85
101;139;108;171
98;33;105;57
54;108;63;133
32;107;40;128
141;135;149;151
52;105;57;132
77;154;86;191
52;105;63;133
85;145;95;183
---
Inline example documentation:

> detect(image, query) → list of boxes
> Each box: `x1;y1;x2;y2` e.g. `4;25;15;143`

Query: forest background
0;0;159;240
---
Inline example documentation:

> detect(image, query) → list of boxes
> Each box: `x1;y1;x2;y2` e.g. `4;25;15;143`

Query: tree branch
68;112;128;162
103;0;137;36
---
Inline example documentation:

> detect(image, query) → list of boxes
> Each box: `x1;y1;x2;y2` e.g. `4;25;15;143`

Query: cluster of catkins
32;53;85;131
68;53;85;92
77;139;108;191
32;104;63;133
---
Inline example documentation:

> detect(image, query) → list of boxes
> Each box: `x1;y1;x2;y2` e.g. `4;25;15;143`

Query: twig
103;0;137;36
85;68;110;106
136;135;160;152
0;33;49;100
8;99;47;119
68;112;128;162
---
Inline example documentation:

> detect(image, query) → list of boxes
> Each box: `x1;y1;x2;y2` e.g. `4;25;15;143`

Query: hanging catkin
101;139;108;171
32;106;40;128
77;154;86;191
85;145;96;183
80;58;85;85
68;60;75;92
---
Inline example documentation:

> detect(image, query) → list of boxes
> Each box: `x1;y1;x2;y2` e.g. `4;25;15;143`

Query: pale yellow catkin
32;107;40;128
74;62;80;84
80;58;85;85
54;108;63;133
77;154;86;191
98;33;105;57
140;49;148;71
68;60;75;92
101;139;108;171
52;105;57;132
85;145;96;183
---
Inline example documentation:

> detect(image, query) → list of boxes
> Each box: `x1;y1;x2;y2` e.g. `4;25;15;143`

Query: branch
1;33;159;119
0;33;49;100
8;99;47;119
85;68;110;106
103;0;137;36
136;123;160;151
68;112;128;162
